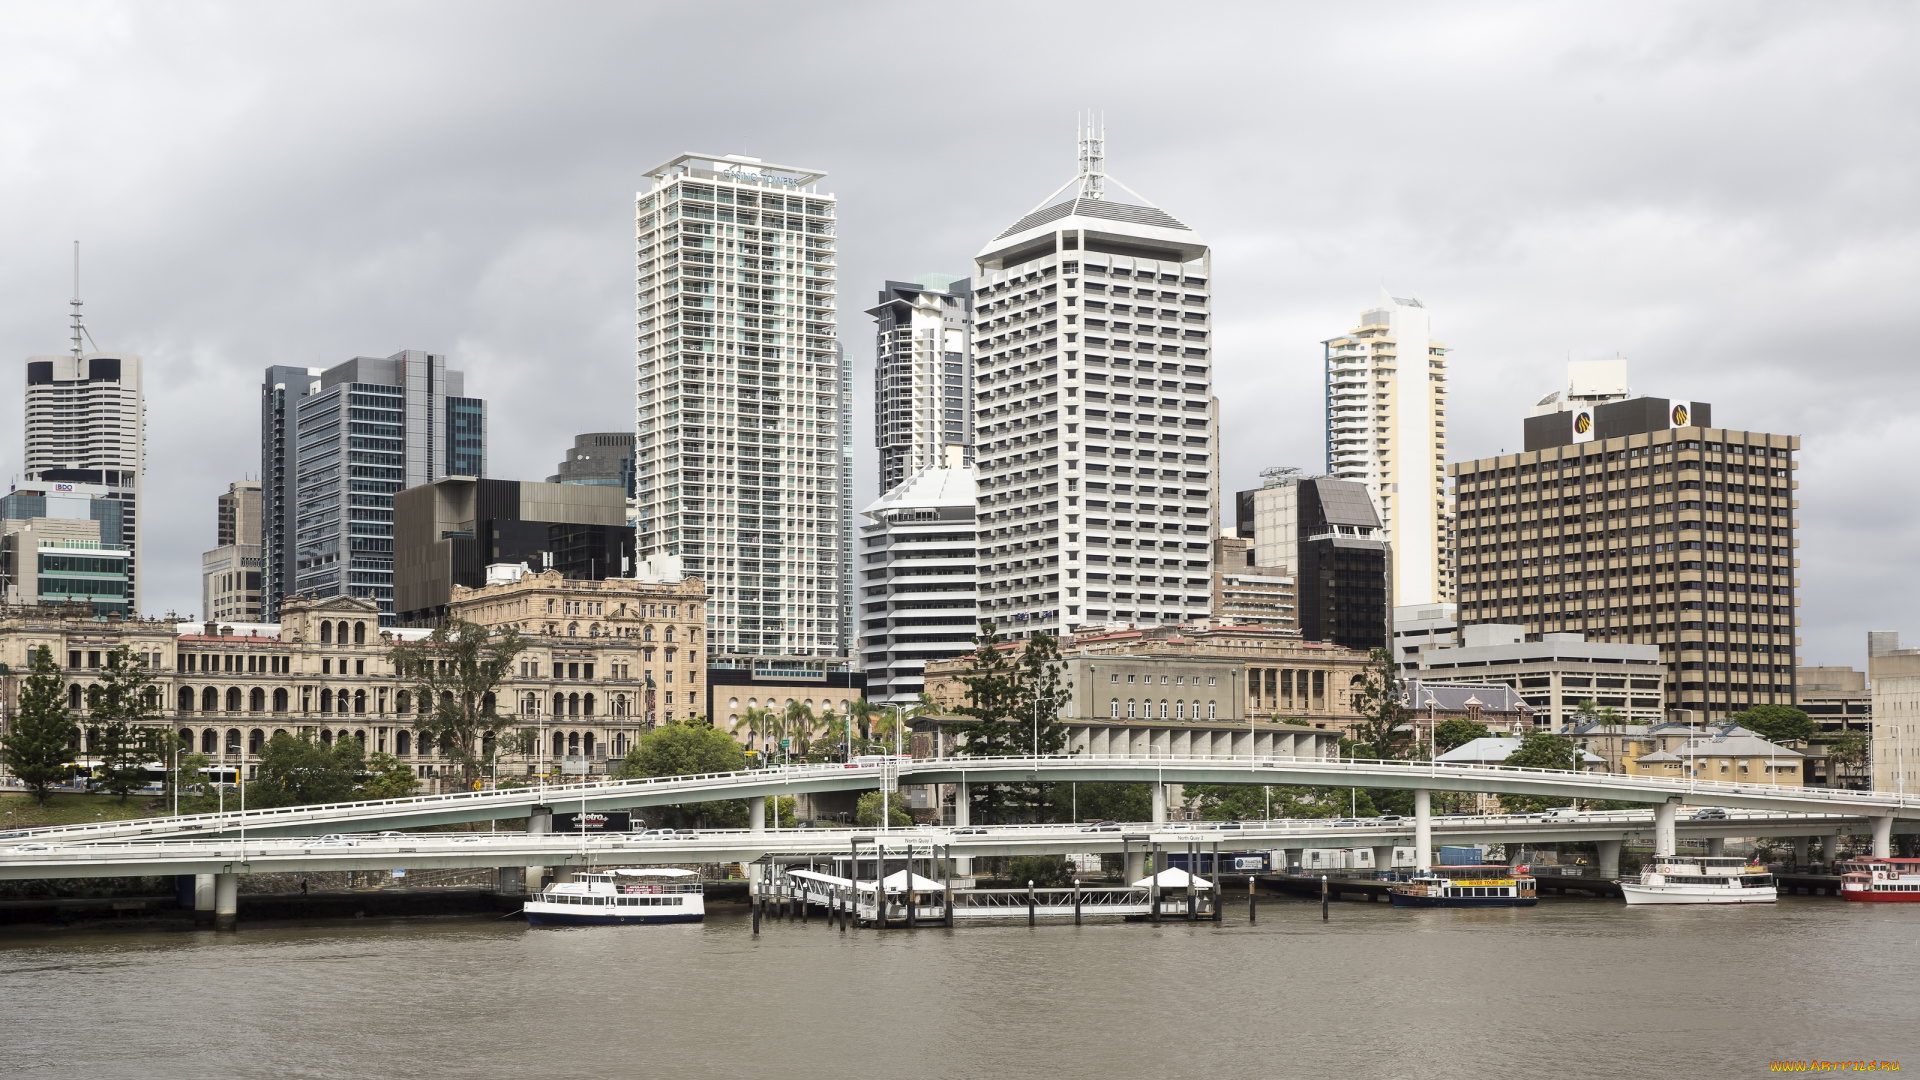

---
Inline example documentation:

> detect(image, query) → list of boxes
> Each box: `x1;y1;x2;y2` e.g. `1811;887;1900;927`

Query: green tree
951;624;1073;823
359;752;420;800
1500;730;1577;813
1433;718;1491;755
1;646;78;804
1346;648;1411;760
855;790;913;828
1730;704;1817;744
1008;854;1073;887
252;731;366;807
613;718;750;828
389;620;528;789
1568;699;1625;728
1045;781;1152;824
1826;730;1870;771
85;646;164;801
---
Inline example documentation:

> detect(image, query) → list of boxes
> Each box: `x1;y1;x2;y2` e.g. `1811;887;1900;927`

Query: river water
2;894;1914;1078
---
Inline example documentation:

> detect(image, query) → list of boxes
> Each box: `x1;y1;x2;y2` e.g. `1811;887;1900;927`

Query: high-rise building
1323;294;1450;607
23;343;144;611
549;432;636;499
857;468;977;705
1;483;130;614
202;481;263;624
868;276;973;491
1233;471;1389;648
972;123;1217;640
632;153;845;663
261;352;483;626
1451;370;1800;723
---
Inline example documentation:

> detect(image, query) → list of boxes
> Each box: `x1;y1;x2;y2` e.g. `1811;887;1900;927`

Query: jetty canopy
785;868;946;891
611;867;698;878
787;868;853;888
1133;868;1212;890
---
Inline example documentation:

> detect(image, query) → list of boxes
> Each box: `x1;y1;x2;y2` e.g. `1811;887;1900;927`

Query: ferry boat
1390;865;1538;908
1620;855;1775;905
523;868;705;927
1839;858;1920;903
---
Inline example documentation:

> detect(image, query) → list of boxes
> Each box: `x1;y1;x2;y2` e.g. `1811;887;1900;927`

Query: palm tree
847;698;877;756
783;700;816;764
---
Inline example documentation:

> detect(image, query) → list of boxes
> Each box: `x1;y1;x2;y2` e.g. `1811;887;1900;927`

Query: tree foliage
389;620;527;788
252;731;367;807
1500;730;1577;813
85;646;164;801
1729;704;1817;744
951;624;1073;824
1433;718;1491;755
1346;648;1411;760
855;790;913;828
1186;783;1379;820
1045;781;1152;824
616;718;748;779
1;646;78;804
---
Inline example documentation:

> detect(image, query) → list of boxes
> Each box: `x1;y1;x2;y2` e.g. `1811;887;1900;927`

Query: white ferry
524;868;705;927
1620;855;1775;905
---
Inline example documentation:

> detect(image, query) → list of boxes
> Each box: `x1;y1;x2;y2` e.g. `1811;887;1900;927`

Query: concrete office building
549;432;636;498
1234;471;1388;649
262;353;485;627
1403;623;1666;729
1451;374;1800;723
632;152;847;664
392;477;635;627
869;276;974;491
856;467;977;705
973;123;1218;640
23;350;145;613
1323;294;1450;607
1870;633;1920;794
1209;536;1295;632
201;481;262;624
0;483;130;614
1390;601;1459;670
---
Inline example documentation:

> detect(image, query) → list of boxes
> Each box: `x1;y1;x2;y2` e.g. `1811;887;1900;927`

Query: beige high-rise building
1323;294;1449;606
1451;389;1800;725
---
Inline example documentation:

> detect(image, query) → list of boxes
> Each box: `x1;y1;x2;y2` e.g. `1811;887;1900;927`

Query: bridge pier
1822;834;1840;864
953;780;972;876
1370;846;1395;877
1872;816;1893;859
1706;837;1725;857
1791;837;1810;867
214;872;238;931
193;873;216;927
525;804;551;895
496;866;525;895
749;796;766;834
1653;798;1679;857
1413;789;1432;871
1596;839;1621;880
1151;783;1167;826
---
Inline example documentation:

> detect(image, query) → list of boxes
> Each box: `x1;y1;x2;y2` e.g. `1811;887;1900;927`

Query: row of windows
1110;672;1216;686
1108;699;1217;719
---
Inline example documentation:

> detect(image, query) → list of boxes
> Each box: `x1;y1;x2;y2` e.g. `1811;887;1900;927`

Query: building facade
1322;295;1449;607
632;152;846;663
971;127;1217;642
1210;536;1295;632
1451;394;1800;723
263;353;484;627
868;276;974;492
1;484;130;615
549;432;636;499
856;467;977;705
1869;639;1920;794
202;481;263;624
1404;625;1665;729
23;353;144;612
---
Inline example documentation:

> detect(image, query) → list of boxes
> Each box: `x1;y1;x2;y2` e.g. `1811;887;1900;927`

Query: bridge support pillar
1706;837;1725;857
1596;839;1622;880
1821;834;1840;865
1872;816;1893;859
193;874;216;927
954;779;972;876
749;796;766;834
1369;846;1395;877
1791;837;1810;867
552;867;574;884
214;873;238;931
1126;849;1145;883
1653;798;1679;857
497;866;525;894
525;804;551;896
1151;783;1167;825
1413;789;1432;871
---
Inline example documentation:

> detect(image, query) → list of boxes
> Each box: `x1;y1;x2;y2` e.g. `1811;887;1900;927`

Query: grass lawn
1;790;169;830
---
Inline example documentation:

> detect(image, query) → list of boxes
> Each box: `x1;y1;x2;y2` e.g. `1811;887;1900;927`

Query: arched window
354;690;366;714
69;684;82;711
1159;700;1169;719
320;689;333;713
567;623;578;638
1110;699;1120;717
396;690;411;714
202;686;218;712
583;693;595;717
396;731;411;756
320;621;332;644
201;729;219;754
336;621;350;646
552;731;565;758
614;695;627;716
568;693;580;717
1126;699;1136;718
178;687;195;713
1208;701;1217;719
482;731;495;758
567;731;580;754
353;622;366;645
143;687;158;709
524;692;538;715
226;687;242;713
482;691;495;713
249;729;265;754
583;731;596;757
273;688;288;712
419;733;434;757
664;627;675;642
250;688;265;712
338;729;350;746
644;626;654;641
353;730;365;746
177;727;193;748
320;729;333;747
589;624;600;638
553;692;565;716
339;691;352;715
226;729;241;754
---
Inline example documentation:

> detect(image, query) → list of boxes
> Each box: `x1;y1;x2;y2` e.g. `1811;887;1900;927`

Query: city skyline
0;5;1913;671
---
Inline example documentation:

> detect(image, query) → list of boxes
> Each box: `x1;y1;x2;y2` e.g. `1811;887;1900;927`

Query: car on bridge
1080;821;1121;833
1692;807;1730;821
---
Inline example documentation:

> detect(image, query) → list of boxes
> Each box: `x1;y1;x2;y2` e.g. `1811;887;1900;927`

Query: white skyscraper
23;274;145;612
971;123;1219;640
632;153;847;663
1323;294;1451;607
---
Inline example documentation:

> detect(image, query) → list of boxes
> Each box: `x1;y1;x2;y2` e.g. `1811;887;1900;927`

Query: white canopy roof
786;868;946;891
611;867;698;878
1133;867;1212;890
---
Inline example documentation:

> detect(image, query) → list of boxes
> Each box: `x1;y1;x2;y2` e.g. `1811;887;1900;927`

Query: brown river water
1;894;1915;1079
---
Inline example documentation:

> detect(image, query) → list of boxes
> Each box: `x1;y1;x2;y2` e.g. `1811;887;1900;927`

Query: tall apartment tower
857;469;978;704
23;279;145;612
972;123;1218;640
202;481;263;624
868;276;974;491
632;153;846;663
1452;371;1799;723
1323;295;1450;607
260;352;482;626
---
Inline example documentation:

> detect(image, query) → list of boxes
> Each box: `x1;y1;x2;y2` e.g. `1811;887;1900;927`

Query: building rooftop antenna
1077;110;1106;200
70;241;84;358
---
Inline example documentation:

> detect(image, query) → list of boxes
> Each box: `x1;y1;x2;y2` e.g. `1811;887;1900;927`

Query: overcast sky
1;2;1914;669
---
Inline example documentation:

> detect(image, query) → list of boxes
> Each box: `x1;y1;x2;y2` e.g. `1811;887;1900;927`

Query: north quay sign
721;165;803;187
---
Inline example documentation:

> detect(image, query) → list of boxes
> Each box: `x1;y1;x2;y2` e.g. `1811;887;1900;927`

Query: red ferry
1838;858;1920;902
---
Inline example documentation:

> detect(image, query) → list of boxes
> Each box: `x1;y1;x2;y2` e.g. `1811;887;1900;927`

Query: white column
214;872;239;931
1369;845;1395;875
1413;788;1432;870
1821;834;1840;864
1791;837;1810;866
1706;837;1725;857
193;873;216;925
749;796;766;833
1596;839;1622;879
954;776;971;876
1653;798;1679;857
525;804;550;894
1151;783;1168;825
1873;815;1893;859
